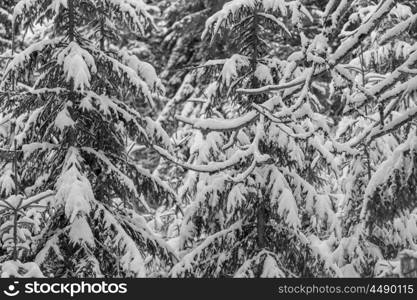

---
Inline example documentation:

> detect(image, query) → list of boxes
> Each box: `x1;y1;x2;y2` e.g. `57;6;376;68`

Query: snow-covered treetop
203;0;312;41
14;0;155;35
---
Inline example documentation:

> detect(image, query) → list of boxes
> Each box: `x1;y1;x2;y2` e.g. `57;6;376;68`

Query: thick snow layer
57;42;97;91
1;261;44;278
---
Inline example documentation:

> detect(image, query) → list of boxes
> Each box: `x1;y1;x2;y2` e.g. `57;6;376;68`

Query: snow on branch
57;42;97;91
360;133;417;220
176;112;258;132
170;221;242;277
380;13;417;44
153;145;254;174
237;0;396;96
80;147;152;212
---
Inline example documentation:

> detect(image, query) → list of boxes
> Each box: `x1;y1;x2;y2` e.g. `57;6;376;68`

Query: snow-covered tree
159;0;228;83
0;0;14;74
148;0;232;142
329;0;417;277
159;0;343;278
1;0;417;279
0;1;13;52
0;0;177;277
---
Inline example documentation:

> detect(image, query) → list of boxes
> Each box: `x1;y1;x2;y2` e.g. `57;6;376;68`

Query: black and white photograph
0;0;417;290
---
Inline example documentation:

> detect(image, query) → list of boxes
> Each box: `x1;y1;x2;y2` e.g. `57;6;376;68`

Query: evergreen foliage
1;0;417;278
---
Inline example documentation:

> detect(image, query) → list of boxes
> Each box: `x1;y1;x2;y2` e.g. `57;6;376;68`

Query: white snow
57;42;97;91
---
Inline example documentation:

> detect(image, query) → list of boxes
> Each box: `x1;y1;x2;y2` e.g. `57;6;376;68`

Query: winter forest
0;0;417;279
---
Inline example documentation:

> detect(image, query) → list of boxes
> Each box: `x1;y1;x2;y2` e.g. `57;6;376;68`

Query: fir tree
160;0;341;278
0;0;14;73
1;0;417;279
0;1;13;52
331;0;417;277
0;0;177;277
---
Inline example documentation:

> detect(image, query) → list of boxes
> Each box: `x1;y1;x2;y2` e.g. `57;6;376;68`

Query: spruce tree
1;0;417;279
161;0;341;278
330;0;417;277
0;0;14;72
0;1;13;52
0;0;177;277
